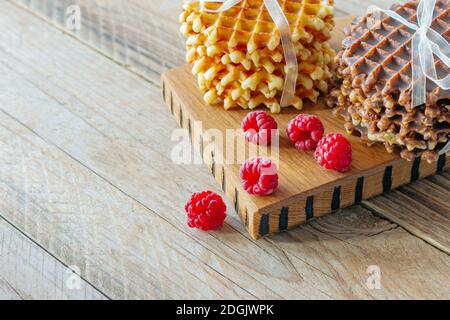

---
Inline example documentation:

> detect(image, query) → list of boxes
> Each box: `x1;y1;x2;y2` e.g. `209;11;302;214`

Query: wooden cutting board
160;16;449;240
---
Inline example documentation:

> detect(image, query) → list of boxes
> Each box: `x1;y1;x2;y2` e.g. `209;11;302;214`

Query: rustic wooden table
0;0;448;300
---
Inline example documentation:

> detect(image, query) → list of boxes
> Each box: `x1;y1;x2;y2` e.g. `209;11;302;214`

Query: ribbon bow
367;0;450;107
367;0;450;155
198;0;298;108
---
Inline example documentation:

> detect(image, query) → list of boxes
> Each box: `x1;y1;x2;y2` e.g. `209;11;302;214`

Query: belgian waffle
180;0;335;113
328;0;450;162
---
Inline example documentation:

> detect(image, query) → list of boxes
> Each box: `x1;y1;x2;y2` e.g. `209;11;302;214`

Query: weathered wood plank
268;207;450;300
10;0;186;85
362;178;450;254
0;277;23;300
0;217;107;300
0;1;449;300
0;111;265;299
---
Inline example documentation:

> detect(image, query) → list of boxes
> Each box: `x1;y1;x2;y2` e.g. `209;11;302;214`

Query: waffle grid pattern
180;0;335;113
328;0;450;162
342;1;450;108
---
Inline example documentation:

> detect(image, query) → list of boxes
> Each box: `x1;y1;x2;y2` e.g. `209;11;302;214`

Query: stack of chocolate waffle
328;0;449;162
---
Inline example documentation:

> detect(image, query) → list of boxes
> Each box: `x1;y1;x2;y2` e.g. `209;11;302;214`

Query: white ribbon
367;0;450;108
198;0;298;107
441;143;450;154
367;0;450;155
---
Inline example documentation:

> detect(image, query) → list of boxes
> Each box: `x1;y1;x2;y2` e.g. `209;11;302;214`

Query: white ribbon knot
367;0;450;155
368;0;450;108
197;0;298;108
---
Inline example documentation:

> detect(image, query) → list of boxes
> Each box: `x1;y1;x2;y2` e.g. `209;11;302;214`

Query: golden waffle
328;0;450;162
180;0;335;113
182;0;334;50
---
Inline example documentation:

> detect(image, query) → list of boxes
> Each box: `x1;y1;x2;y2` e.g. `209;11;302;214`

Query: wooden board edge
161;71;260;237
161;68;449;240
255;155;448;238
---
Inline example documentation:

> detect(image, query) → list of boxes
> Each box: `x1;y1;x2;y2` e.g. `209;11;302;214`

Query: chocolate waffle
328;0;450;162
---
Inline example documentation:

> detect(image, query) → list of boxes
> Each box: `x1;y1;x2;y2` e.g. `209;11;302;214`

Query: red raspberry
287;114;324;151
314;133;353;172
185;191;227;231
242;111;278;145
240;157;278;196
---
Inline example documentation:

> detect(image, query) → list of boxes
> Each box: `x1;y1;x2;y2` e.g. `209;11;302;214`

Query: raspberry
314;133;353;172
242;111;278;145
240;157;278;196
286;114;324;151
185;191;227;231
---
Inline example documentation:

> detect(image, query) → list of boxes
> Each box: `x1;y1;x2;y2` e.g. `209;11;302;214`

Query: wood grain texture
362;173;450;254
269;207;450;300
0;217;107;300
0;111;259;299
10;0;186;85
0;0;448;300
0;277;23;300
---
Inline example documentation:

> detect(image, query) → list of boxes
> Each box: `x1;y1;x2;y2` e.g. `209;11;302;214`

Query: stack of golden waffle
328;0;450;162
179;0;335;113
